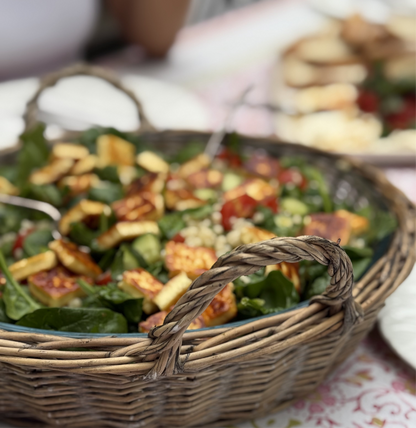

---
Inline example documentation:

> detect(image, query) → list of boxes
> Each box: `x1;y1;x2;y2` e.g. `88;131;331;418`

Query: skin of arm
108;0;191;57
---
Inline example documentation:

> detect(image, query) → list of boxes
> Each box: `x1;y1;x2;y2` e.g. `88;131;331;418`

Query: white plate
378;264;416;370
0;74;209;150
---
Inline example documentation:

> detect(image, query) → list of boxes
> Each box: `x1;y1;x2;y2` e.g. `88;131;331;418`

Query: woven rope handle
143;235;362;378
23;63;155;132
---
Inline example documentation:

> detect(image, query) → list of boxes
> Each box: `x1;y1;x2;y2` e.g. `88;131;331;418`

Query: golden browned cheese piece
164;188;206;211
70;154;98;175
58;174;100;197
95;221;160;250
59;200;110;235
136;151;170;174
265;263;301;294
153;271;192;311
244;155;279;179
165;241;217;280
51;143;89;160
96;134;135;168
303;213;351;245
334;210;369;236
241;226;276;245
127;173;166;196
28;267;91;307
119;268;164;314
223;178;277;202
139;311;205;333
0;176;18;195
178;153;211;179
29;158;74;185
186;169;223;189
9;251;58;281
49;240;102;279
202;283;237;327
112;192;164;222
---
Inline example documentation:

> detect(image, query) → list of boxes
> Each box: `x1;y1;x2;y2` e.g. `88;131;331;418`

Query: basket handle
23;63;155;133
143;235;362;378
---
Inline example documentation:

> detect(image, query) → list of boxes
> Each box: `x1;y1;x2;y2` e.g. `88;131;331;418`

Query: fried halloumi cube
59;200;110;235
96;134;135;168
58;174;100;197
186;169;223;189
49;240;102;279
265;263;301;294
241;226;276;245
28;267;91;307
70;154;98;175
223;178;277;203
95;221;160;250
127;173;166;196
201;283;237;327
112;192;164;222
29;158;74;185
139;310;206;333
153;271;192;311
119;268;163;314
244;154;280;179
0;176;18;195
335;210;369;236
9;251;58;281
51;143;89;161
303;213;351;245
165;241;217;279
136;151;170;174
117;165;139;186
178;154;211;179
164;188;206;211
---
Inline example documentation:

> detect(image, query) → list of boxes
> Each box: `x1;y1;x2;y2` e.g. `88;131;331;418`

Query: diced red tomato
278;168;308;190
258;195;279;213
221;194;257;231
217;148;242;168
171;233;185;243
95;271;113;286
357;89;379;113
13;227;35;256
386;96;416;130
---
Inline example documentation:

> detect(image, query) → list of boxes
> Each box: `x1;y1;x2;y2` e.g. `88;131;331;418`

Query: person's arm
107;0;191;57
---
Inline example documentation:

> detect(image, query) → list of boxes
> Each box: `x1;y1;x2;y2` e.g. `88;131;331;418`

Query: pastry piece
28;267;90;307
119;268;163;314
58;174;100;197
96;221;160;250
96;134;135;168
139;310;205;333
165;241;217;279
112;192;164;222
201;283;237;327
0;176;18;195
51;143;89;161
303;213;351;245
334;210;369;236
153;271;192;311
29;158;74;185
59;200;110;235
136;151;169;174
9;251;58;281
70;154;98;175
186;169;223;189
49;240;102;279
240;226;276;245
223;178;277;203
165;188;206;211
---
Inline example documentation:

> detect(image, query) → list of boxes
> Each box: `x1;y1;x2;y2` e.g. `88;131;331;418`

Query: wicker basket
0;65;414;428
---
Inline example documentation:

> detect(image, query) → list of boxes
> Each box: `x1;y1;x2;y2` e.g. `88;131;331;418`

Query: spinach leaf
303;166;332;213
171;141;205;164
17;307;128;333
16;124;49;188
69;222;98;247
0;233;16;258
343;246;373;260
23;229;53;257
110;245;142;280
146;260;169;284
0;205;28;234
0;299;12;323
158;213;186;240
0;251;41;320
22;184;64;207
88;182;124;204
352;258;372;279
305;273;330;299
94;166;121;184
182;205;213;220
238;297;272;318
0;166;17;184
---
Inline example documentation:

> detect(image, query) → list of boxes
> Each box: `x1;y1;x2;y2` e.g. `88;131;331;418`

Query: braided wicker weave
0;65;414;428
